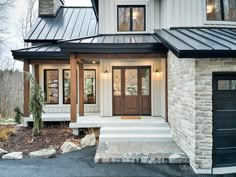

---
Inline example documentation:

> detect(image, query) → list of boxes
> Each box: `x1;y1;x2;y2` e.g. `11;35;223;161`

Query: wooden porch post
34;64;39;84
70;54;77;123
23;59;30;117
78;61;84;116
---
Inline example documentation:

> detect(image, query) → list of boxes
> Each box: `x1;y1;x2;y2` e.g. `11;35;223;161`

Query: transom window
117;5;145;32
206;0;236;21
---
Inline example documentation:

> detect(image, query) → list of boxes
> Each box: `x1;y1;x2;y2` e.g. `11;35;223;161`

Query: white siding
99;0;158;34
39;64;100;114
99;58;166;118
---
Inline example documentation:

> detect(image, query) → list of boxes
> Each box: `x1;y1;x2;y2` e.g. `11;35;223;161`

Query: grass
0;126;16;141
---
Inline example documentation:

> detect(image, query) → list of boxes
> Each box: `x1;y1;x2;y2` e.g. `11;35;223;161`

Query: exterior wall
38;64;100;113
100;58;166;117
168;52;196;167
39;0;62;17
168;51;236;172
159;0;236;29
98;0;158;34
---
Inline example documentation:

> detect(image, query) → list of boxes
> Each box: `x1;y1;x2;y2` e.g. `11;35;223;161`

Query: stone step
99;134;173;143
100;127;170;134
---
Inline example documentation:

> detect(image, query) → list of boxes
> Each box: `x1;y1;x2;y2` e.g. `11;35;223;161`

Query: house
12;0;236;174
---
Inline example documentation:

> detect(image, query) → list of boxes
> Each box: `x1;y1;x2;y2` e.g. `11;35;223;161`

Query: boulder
0;148;8;155
60;141;81;154
29;148;57;158
81;134;96;148
2;152;23;160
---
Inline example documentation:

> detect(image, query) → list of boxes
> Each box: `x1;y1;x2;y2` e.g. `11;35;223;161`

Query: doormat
121;116;141;119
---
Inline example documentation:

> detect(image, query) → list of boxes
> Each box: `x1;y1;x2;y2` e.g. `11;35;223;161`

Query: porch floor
95;142;189;164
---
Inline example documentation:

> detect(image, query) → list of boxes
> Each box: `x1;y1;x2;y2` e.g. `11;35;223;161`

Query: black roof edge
169;26;236;30
12;51;69;60
91;0;99;20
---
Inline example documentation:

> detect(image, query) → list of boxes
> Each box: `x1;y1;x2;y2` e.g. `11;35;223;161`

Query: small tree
27;73;45;136
14;106;23;124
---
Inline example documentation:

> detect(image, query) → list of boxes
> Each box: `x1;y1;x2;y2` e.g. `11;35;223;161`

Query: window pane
218;80;236;90
63;70;71;104
84;70;96;104
113;69;121;96
118;7;130;31
45;70;59;104
206;0;223;20
224;0;236;21
141;69;150;95
125;69;138;95
132;7;145;31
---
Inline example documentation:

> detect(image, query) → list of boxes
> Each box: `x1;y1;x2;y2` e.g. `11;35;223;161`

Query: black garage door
213;73;236;167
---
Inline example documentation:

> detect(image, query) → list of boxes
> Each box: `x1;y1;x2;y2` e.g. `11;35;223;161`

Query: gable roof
155;27;236;58
24;7;98;43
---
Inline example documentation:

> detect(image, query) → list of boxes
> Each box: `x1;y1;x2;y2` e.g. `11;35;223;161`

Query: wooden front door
113;66;151;115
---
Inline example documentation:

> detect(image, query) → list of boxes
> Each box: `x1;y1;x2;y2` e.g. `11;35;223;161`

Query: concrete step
99;134;173;143
101;122;169;128
100;127;170;134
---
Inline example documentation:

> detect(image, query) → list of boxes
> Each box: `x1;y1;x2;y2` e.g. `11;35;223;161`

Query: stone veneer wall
39;0;63;17
168;51;236;171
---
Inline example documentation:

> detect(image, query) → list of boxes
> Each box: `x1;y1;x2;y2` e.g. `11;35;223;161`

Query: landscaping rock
0;148;8;155
81;133;96;148
60;141;81;154
2;152;23;160
29;148;57;158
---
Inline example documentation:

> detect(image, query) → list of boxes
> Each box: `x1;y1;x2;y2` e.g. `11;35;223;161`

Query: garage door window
218;80;236;90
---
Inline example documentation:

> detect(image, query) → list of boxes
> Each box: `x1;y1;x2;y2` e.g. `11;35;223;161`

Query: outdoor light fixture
155;69;160;73
104;70;108;74
92;61;96;64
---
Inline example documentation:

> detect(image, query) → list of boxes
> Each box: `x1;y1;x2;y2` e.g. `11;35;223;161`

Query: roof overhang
155;27;236;58
12;45;69;61
59;34;168;55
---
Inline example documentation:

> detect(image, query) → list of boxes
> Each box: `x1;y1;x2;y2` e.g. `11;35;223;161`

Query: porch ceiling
155;27;236;58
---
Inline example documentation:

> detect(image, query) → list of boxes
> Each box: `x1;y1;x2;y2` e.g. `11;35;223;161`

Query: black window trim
44;69;59;105
117;5;146;32
62;69;97;105
84;69;96;105
206;0;236;22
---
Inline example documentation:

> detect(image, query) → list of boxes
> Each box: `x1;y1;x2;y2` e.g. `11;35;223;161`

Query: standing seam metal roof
155;28;236;58
24;7;98;42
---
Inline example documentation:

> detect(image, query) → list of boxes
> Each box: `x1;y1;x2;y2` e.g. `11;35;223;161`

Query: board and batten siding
98;0;159;34
99;58;166;118
99;0;236;34
37;64;100;114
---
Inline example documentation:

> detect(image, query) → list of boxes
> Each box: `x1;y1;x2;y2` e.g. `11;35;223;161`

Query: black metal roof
59;34;167;54
12;44;69;60
24;7;98;43
155;28;236;58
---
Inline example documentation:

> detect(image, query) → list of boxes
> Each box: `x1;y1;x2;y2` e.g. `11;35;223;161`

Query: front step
101;122;169;127
101;127;170;134
99;133;173;142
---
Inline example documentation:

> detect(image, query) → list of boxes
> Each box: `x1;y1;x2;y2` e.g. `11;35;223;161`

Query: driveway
0;146;233;177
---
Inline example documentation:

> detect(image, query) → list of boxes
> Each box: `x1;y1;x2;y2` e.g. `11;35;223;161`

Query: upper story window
117;5;145;32
206;0;236;21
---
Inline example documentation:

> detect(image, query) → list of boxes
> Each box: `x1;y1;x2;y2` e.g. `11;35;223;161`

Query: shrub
14;106;23;124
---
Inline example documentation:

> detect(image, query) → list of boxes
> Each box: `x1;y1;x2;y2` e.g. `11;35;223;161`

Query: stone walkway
95;142;189;164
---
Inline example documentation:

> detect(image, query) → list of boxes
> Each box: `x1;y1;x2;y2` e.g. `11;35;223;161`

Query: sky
0;0;92;70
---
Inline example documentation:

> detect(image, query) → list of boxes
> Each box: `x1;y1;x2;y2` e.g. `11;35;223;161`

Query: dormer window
117;5;145;32
206;0;236;21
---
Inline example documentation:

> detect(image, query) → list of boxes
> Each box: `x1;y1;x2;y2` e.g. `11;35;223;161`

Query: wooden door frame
112;66;151;116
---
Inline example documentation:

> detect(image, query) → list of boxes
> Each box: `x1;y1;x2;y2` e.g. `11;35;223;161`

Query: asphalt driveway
0;146;234;177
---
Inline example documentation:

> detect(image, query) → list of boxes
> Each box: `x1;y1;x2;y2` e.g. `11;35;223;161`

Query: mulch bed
0;124;81;155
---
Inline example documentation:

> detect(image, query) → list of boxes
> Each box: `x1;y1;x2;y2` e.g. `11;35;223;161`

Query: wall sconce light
155;69;160;73
104;70;108;75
